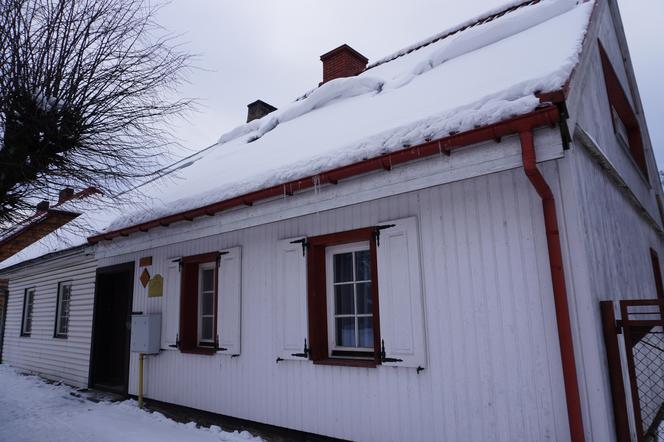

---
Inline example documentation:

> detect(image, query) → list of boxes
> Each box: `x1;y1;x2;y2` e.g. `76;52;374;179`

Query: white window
197;262;216;346
325;241;374;356
55;282;72;338
612;106;630;152
21;288;35;336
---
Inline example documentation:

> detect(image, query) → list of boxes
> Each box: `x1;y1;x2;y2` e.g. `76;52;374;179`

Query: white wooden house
1;1;663;441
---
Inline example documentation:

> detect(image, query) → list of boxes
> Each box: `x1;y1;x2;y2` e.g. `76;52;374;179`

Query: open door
90;262;134;394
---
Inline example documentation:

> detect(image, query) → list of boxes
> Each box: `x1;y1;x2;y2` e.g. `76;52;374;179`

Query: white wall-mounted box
131;314;161;354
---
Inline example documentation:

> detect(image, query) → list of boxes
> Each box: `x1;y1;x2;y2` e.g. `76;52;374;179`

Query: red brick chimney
36;200;50;214
320;44;368;84
58;187;75;204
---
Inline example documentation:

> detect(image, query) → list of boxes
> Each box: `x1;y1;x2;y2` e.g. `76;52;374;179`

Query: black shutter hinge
172;257;182;271
214;335;228;352
276;357;284;363
374;224;396;246
290;238;309;256
616;319;623;335
291;338;310;358
217;250;229;267
217;252;229;267
380;339;403;363
168;333;180;349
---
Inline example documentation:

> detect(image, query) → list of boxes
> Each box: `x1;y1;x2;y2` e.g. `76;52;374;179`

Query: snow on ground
0;364;262;442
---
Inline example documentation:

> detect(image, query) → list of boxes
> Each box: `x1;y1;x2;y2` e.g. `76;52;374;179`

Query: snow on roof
105;0;593;230
0;198;122;270
0;0;594;269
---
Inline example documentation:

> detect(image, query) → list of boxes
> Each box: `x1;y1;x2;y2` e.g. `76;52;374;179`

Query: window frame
179;252;219;355
21;287;35;337
325;241;375;357
307;227;381;367
197;262;216;346
598;40;649;181
650;248;664;300
54;281;73;339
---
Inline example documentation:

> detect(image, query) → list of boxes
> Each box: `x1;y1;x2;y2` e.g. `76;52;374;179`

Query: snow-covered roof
0;0;594;270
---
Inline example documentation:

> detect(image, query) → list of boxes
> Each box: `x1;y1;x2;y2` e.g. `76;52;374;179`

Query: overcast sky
156;0;664;167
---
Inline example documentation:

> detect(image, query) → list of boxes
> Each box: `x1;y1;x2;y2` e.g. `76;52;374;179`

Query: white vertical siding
568;1;660;225
1;253;96;387
99;167;568;442
560;3;664;440
557;142;664;442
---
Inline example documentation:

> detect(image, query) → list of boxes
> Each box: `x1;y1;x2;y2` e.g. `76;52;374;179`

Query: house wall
97;165;571;442
566;0;661;226
0;252;96;387
557;2;664;440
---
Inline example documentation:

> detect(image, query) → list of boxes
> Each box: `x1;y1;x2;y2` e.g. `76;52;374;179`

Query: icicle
312;175;321;195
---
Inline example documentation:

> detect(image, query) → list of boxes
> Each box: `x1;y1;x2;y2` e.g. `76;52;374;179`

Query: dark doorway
90;262;134;395
0;284;7;364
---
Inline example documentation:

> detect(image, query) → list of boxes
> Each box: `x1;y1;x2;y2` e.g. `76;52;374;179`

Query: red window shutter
179;262;198;351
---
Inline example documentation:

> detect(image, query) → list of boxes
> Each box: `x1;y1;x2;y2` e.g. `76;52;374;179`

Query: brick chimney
247;100;277;123
58;187;75;204
320;44;368;84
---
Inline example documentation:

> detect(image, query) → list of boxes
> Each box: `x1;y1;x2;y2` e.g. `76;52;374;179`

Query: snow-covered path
0;364;262;442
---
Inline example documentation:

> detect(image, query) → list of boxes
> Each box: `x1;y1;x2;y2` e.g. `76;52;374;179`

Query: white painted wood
217;246;242;356
0;251;95;387
161;259;181;350
561;3;664;440
274;238;308;361
94;167;570;442
566;0;660;229
376;217;426;368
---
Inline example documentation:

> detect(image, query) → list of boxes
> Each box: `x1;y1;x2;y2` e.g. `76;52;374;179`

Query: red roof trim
88;104;562;244
0;209;81;261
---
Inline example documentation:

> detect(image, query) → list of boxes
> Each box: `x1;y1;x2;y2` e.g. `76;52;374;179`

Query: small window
21;288;35;336
612;106;630;152
598;41;648;179
325;242;375;357
306;227;381;366
55;282;72;338
197;263;216;346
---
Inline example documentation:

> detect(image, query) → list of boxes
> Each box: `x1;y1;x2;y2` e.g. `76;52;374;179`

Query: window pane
336;317;355;347
201;268;214;292
62;285;71;302
356;282;372;314
358;317;374;349
334;284;354;315
333;253;353;283
58;315;68;335
201;317;213;341
355;250;371;281
201;292;214;315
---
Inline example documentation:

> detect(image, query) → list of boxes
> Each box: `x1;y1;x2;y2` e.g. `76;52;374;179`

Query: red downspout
519;130;585;442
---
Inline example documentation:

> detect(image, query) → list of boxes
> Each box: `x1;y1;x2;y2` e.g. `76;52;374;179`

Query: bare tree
0;0;190;230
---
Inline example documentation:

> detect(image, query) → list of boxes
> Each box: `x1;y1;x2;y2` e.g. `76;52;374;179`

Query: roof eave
0;209;81;261
89;102;563;244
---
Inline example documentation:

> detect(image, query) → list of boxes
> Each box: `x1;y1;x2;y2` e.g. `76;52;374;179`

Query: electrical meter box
130;313;161;354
